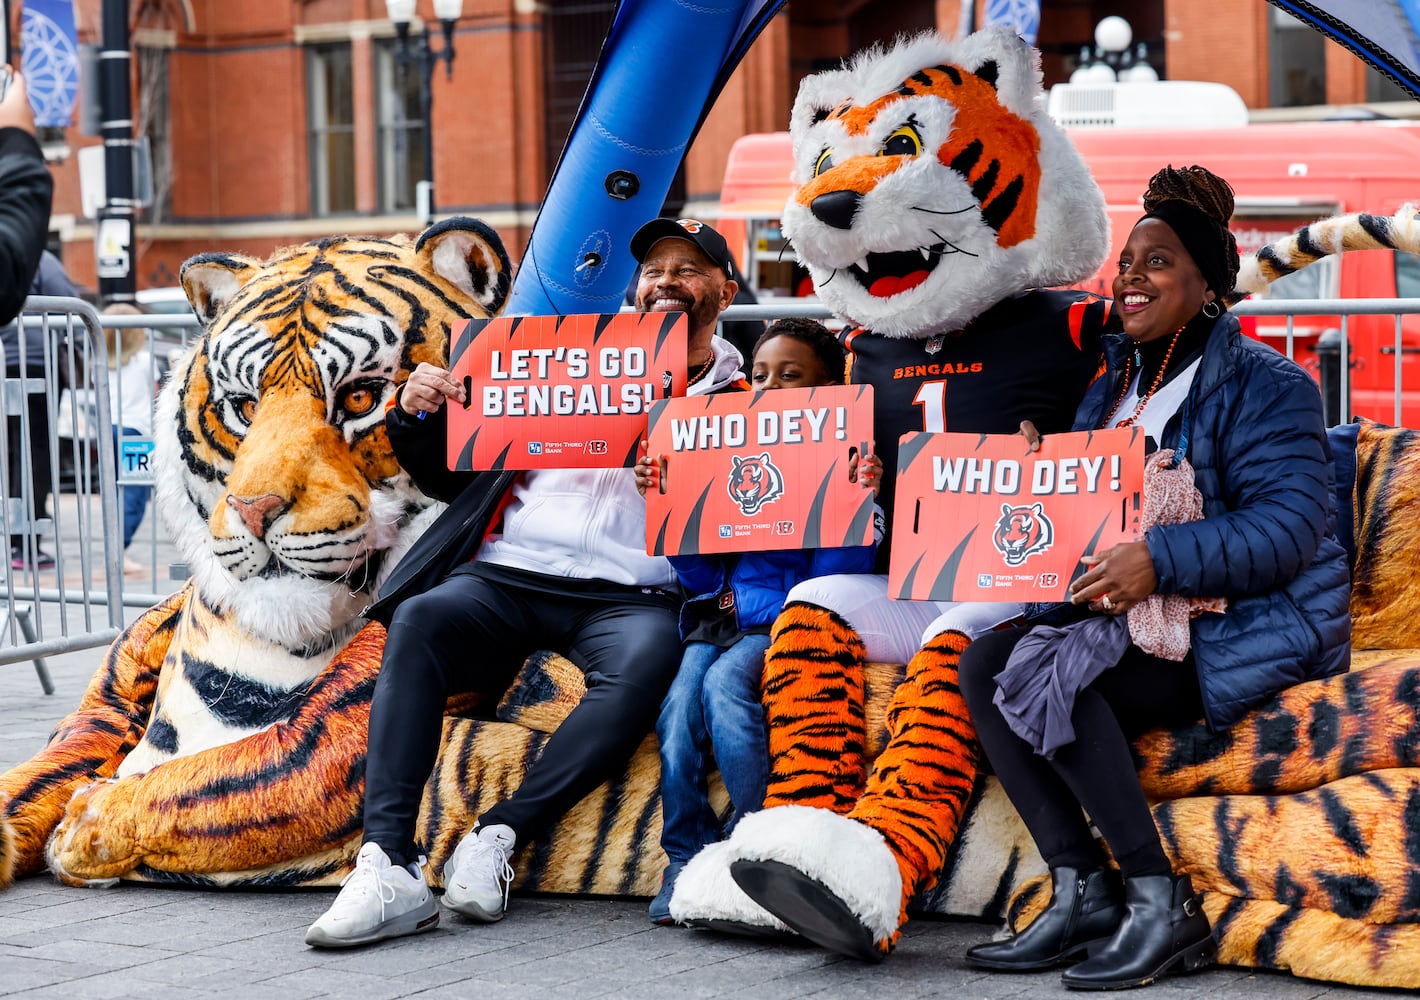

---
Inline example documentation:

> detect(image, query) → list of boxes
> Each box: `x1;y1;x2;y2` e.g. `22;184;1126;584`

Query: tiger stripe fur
761;604;869;813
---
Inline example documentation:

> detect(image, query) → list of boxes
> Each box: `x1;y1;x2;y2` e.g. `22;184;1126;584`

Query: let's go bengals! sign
888;427;1145;602
446;313;687;470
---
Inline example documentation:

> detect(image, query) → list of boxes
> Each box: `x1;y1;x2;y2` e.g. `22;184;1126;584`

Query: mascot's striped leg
43;622;386;888
669;604;867;932
729;630;979;961
849;630;978;940
0;593;182;886
762;604;870;811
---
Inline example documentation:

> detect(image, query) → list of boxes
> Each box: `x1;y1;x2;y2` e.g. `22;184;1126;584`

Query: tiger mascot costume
669;26;1114;960
0;218;512;887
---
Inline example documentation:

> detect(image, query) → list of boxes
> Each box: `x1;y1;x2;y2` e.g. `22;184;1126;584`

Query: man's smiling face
633;238;735;338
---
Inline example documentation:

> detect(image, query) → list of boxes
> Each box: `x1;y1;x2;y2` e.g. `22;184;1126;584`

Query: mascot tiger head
157;218;511;648
783;27;1108;338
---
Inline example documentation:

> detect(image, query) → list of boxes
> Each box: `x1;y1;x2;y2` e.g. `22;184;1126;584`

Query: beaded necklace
1103;323;1186;428
686;352;715;387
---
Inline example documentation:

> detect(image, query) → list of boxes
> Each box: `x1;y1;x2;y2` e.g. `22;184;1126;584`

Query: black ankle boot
1060;873;1216;990
966;866;1125;971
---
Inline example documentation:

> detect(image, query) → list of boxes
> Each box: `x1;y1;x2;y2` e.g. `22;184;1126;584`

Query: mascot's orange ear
179;253;264;327
415;217;513;316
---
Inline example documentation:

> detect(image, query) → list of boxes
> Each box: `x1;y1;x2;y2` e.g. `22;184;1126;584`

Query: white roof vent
1047;81;1250;130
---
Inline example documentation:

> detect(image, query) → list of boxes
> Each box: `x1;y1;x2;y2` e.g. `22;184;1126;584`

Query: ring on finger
1100;594;1114;610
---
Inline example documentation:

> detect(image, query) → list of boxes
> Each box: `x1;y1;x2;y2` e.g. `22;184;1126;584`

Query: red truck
717;121;1420;425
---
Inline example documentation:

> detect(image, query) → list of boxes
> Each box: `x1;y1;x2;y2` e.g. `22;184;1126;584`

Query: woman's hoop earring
1202;300;1221;319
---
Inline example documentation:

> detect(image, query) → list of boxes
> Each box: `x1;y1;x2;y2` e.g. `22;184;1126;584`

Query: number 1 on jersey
913;379;947;433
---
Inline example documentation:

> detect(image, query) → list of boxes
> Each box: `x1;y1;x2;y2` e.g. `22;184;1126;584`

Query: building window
136;45;171;222
375;40;425;214
541;1;617;189
1269;8;1325;107
1367;65;1411;103
307;42;356;216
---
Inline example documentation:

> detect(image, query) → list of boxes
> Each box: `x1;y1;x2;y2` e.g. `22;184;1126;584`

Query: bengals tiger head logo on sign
728;452;785;516
992;502;1053;567
782;27;1107;338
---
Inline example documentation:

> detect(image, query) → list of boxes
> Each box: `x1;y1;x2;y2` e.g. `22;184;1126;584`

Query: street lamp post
385;0;462;224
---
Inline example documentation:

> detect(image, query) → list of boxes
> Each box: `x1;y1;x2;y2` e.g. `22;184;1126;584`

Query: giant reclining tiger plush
0;219;520;888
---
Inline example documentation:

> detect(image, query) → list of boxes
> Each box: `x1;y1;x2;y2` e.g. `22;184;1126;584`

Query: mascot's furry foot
723;806;901;961
669;839;794;938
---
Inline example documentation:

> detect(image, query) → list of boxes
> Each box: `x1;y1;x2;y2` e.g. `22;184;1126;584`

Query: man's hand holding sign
446;313;688;470
889;424;1145;602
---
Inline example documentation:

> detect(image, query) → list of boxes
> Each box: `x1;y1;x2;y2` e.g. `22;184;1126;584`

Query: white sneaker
442;824;517;922
305;843;438;947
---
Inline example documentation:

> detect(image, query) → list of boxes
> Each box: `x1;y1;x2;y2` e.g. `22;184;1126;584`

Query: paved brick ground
0;518;1383;998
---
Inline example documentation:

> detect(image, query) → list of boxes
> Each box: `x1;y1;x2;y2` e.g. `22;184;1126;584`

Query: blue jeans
656;634;771;864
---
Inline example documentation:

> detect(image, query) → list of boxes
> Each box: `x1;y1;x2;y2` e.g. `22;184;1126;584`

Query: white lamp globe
385;0;416;24
1095;16;1133;54
1077;62;1118;84
433;0;464;20
1120;62;1159;83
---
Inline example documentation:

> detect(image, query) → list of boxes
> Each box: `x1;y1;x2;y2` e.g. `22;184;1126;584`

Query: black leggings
361;565;683;866
959;627;1205;878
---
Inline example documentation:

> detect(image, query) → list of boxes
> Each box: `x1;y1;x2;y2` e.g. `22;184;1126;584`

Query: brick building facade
37;0;1407;293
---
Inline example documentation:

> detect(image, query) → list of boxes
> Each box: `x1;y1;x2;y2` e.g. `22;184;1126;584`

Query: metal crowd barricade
2;296;119;688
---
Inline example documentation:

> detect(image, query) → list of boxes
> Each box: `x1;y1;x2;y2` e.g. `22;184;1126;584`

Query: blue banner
21;0;80;128
982;0;1040;45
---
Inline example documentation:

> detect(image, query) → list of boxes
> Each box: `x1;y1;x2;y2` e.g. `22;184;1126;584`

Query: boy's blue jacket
670;509;882;640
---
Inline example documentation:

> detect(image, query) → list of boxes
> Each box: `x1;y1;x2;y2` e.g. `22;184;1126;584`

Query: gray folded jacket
992;614;1131;759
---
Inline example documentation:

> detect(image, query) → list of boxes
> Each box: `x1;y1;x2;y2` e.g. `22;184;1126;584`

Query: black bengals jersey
842;289;1111;569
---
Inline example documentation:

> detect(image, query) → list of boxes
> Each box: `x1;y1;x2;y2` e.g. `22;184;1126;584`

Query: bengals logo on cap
677;219;704;233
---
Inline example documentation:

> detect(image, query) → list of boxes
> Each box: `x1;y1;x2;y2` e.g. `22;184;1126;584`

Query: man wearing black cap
630;217;752;390
306;216;747;950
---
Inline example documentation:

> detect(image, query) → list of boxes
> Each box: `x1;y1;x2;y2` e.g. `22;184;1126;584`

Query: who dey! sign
447;313;687;470
889;427;1145;601
644;384;876;556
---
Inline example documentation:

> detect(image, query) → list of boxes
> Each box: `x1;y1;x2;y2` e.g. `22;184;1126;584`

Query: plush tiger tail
761;603;868;813
848;629;981;943
0;590;184;887
45;621;386;888
1230;204;1420;303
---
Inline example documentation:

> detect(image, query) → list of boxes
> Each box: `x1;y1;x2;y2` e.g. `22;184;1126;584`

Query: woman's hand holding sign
399;363;467;417
1069;541;1157;615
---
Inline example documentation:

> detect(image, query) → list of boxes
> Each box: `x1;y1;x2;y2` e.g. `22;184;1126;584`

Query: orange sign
644;384;876;556
888;428;1145;601
447;313;688;470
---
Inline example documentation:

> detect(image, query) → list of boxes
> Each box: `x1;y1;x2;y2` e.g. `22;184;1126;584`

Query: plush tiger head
783;27;1108;338
157;219;511;648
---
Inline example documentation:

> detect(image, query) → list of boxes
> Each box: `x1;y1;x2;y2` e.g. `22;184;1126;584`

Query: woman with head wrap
957;166;1351;990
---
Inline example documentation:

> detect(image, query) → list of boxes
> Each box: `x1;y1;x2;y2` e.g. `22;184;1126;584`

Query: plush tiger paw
669;839;794;937
45;779;134;887
724;805;902;961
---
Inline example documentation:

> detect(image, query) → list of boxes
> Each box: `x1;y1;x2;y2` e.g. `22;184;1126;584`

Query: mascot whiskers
0;219;510;887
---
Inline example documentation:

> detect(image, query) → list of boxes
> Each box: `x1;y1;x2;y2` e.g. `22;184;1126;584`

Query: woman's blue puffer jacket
1074;313;1351;731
